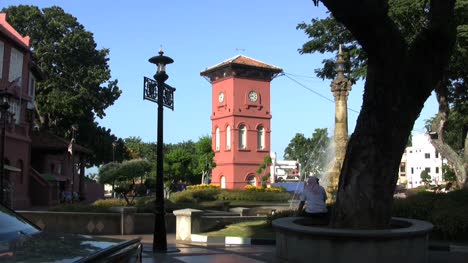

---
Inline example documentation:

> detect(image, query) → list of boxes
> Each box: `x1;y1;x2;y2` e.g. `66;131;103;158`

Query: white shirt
300;186;327;214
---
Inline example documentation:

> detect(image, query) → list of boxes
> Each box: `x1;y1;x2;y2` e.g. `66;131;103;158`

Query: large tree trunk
430;83;468;188
321;0;457;228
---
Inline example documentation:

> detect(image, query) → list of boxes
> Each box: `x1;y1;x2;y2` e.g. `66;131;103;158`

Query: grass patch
202;220;275;239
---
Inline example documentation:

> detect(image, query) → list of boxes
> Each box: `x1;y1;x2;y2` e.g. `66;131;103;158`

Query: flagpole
69;125;77;203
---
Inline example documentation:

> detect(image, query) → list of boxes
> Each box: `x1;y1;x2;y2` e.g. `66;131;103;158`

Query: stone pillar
173;208;203;241
327;45;352;202
109;206;137;235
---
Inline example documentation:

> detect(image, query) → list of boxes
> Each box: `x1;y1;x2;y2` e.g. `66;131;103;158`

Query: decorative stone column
327;45;352;202
109;206;137;235
173;208;203;241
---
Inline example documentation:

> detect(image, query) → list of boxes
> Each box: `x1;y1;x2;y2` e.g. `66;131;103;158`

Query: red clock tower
200;56;282;189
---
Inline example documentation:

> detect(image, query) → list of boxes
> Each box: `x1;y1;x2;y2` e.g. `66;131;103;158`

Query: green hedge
169;188;222;203
168;188;291;203
49;198;127;212
216;190;291;202
393;189;468;240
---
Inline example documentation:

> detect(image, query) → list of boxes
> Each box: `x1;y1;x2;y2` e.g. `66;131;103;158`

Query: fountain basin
272;217;433;263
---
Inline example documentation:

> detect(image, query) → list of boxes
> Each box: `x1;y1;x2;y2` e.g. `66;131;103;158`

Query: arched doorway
220;176;226;189
246;174;256;186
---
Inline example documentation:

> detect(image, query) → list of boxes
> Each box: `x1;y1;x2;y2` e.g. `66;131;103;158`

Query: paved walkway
100;234;468;263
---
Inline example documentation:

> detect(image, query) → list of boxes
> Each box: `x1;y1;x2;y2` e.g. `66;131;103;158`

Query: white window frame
0;41;4;78
247;175;256;186
215;127;220;151
226;125;231;150
9;48;24;86
239;125;247;149
8;99;20;124
220;176;226;189
257;126;265;150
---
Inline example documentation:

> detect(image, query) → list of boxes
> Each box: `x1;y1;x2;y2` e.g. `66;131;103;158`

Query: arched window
239;125;247;149
246;175;256;186
215;127;220;151
220;176;226;189
257;126;265;150
226;126;231;150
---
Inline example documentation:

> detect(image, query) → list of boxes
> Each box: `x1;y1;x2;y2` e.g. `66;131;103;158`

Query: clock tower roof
200;55;283;82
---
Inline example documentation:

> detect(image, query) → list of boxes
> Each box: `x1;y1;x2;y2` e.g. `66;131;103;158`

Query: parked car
0;204;142;262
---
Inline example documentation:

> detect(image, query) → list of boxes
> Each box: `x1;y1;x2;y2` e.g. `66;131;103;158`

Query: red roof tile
201;55;282;74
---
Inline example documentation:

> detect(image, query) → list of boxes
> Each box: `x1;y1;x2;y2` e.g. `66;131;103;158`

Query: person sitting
297;176;328;224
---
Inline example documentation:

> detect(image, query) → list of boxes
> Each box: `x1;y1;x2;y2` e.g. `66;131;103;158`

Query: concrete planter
273;217;433;263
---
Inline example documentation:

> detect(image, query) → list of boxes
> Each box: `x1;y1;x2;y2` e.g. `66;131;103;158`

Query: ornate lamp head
149;49;174;81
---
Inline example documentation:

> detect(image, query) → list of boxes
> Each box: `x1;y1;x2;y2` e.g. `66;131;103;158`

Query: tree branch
408;0;456;96
321;0;407;60
431;81;467;187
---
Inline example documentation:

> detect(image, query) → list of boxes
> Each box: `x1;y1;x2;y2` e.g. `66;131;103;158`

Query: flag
68;138;75;155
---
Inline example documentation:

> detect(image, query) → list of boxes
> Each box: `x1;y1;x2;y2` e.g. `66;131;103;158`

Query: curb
190;234;252;245
188;235;468;253
429;244;468;253
190;234;276;245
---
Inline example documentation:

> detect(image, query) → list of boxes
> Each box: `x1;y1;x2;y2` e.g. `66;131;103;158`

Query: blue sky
4;0;438;160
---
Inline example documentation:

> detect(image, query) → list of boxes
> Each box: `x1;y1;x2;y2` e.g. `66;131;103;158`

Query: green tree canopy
124;137;156;161
193;136;216;184
306;0;457;229
443;164;457;183
165;144;195;183
3;5;122;166
98;159;151;205
97;162;121;185
298;0;467;186
420;170;432;186
284;128;331;178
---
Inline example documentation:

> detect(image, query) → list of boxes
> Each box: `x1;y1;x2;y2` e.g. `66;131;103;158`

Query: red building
0;13;40;209
201;55;282;189
0;13;102;209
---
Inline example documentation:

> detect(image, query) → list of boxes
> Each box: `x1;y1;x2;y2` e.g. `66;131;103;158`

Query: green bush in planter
216;190;291;202
431;204;468;240
392;191;438;219
169;188;221;203
393;189;468;241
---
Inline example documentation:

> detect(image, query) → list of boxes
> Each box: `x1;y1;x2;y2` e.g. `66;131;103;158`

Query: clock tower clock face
248;91;258;102
218;92;225;103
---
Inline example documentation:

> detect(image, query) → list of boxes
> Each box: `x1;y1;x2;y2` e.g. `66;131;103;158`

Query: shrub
265;186;286;193
135;196;155;212
187;184;220;190
244;185;264;191
49;198;128;213
392;191;438;219
431;204;468;240
169;188;221;203
393;189;468;241
93;198;127;208
244;185;286;192
217;190;291;202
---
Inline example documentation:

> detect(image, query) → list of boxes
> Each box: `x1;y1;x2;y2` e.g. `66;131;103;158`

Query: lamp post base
153;247;180;254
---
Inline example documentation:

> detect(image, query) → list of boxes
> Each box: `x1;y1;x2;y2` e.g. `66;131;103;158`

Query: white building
270;152;300;183
399;133;445;188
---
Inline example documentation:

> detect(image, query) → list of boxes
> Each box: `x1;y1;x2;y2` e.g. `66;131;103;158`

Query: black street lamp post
0;92;13;206
144;49;176;252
